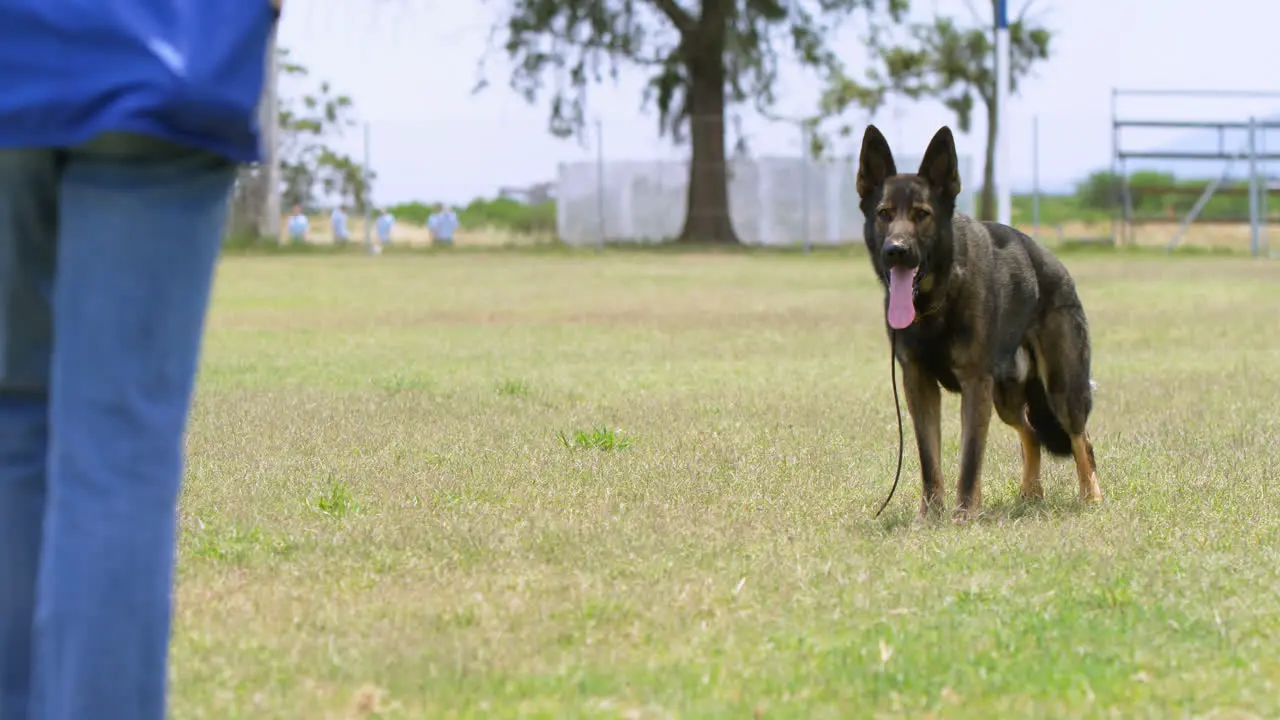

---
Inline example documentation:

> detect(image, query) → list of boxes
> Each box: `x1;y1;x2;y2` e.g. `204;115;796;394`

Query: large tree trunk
676;3;740;244
979;99;997;221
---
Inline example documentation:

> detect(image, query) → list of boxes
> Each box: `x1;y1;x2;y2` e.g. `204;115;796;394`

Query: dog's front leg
956;376;995;519
900;359;944;518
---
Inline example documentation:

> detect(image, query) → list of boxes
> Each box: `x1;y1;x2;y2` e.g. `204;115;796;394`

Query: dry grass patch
175;250;1280;717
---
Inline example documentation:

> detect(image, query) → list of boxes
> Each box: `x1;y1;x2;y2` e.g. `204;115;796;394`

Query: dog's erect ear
918;126;961;200
856;125;897;201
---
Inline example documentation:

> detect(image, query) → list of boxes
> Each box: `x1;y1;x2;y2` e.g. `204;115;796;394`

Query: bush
460;197;556;234
384;201;433;226
1075;170;1121;211
386;197;556;234
1074;168;1264;221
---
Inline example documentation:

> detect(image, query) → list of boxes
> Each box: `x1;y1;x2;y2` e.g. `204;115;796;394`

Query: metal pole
363;121;375;255
1109;89;1118;246
1166;159;1236;253
595;117;605;252
1031;115;1040;240
801;122;811;253
1120;156;1133;247
995;0;1011;226
1112;88;1280;99
257;24;281;243
1262;125;1270;257
1249;116;1259;257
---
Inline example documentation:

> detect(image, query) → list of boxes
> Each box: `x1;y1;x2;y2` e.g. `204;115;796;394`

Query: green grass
177;249;1280;718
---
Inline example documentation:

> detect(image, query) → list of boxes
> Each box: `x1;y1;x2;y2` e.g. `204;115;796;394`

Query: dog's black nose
882;242;911;265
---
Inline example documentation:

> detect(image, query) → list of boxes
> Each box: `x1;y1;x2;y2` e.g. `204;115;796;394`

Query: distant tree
1076;169;1176;214
275;48;374;212
817;0;1052;220
226;49;374;244
479;0;909;244
1074;170;1120;211
1125;170;1178;215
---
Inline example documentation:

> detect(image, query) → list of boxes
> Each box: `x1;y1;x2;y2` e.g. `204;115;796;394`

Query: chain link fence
556;114;977;247
229;114;984;249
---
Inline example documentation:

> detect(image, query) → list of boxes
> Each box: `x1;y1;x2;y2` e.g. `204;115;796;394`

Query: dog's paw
1018;480;1045;501
951;505;982;524
917;500;945;522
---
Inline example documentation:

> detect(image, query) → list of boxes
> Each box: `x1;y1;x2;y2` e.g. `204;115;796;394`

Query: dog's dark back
856;124;1094;455
854;124;1103;511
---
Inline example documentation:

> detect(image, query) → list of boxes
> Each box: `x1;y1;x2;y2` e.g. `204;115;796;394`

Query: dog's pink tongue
886;267;917;329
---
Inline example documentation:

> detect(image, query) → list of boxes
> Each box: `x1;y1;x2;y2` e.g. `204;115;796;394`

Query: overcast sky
278;0;1280;205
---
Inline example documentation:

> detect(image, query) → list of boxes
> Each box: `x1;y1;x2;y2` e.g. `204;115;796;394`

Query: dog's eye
912;207;931;223
876;208;893;222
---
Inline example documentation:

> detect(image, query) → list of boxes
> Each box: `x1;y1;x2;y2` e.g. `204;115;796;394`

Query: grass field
176;247;1280;718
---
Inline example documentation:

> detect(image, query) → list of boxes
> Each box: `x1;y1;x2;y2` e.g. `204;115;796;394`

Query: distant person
287;204;309;244
427;203;459;247
0;0;278;719
330;205;349;245
375;208;395;246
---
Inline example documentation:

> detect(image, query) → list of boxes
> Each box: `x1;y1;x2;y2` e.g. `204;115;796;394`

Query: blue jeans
0;135;235;720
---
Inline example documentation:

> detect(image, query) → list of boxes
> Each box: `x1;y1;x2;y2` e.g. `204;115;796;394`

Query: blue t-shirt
287;213;308;239
428;211;459;240
0;2;278;163
375;213;395;239
330;209;348;238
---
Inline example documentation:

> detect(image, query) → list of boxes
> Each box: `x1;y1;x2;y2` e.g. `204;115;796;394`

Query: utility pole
257;24;281;243
995;0;1011;226
363;122;375;255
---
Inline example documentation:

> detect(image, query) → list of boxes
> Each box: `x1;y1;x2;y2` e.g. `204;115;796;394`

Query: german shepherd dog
856;124;1103;519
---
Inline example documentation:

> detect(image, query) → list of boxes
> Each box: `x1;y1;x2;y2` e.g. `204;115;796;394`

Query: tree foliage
1076;169;1178;213
483;0;905;142
226;49;375;245
817;0;1052;219
388;197;557;234
479;0;908;243
277;48;374;212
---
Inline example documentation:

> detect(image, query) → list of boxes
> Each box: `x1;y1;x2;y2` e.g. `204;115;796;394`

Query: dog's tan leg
1071;432;1103;504
956;376;995;519
993;381;1040;501
1017;421;1044;501
901;360;944;518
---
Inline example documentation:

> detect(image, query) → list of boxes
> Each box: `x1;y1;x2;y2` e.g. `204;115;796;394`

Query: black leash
874;330;905;518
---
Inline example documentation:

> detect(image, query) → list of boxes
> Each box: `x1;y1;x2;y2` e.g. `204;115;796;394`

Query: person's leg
0;149;59;720
31;134;235;720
